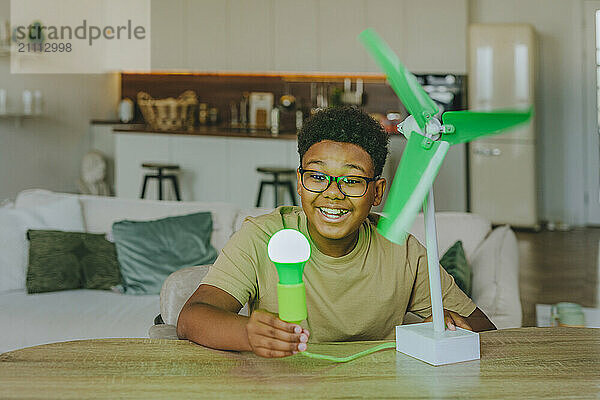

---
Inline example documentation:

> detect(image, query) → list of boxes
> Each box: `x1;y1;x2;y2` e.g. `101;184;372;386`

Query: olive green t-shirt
201;206;476;342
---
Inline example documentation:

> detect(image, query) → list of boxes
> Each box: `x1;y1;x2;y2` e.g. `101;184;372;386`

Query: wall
2;0;591;226
0;0;119;201
150;0;468;74
469;0;587;225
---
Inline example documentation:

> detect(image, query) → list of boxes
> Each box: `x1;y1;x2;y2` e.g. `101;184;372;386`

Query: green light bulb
268;229;310;324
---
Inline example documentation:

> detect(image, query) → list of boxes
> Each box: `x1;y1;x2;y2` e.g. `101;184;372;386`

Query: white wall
151;0;468;74
469;0;588;225
0;1;119;201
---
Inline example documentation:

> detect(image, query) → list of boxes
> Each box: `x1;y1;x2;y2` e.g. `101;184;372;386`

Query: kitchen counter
90;122;465;212
113;124;297;140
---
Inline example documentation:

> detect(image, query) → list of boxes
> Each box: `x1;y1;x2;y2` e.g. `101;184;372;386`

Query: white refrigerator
468;24;539;229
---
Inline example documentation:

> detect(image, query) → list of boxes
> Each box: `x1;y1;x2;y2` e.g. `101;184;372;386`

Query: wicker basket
137;90;198;131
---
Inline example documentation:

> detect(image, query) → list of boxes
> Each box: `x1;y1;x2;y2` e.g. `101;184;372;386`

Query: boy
177;106;495;358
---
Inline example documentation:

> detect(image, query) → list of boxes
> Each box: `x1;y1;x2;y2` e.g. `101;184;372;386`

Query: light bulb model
267;229;310;324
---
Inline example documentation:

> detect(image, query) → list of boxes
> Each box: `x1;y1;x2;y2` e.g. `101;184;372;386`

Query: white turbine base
395;322;480;366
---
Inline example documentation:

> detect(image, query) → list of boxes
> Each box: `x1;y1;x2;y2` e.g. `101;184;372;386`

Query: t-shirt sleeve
200;219;263;307
406;235;477;318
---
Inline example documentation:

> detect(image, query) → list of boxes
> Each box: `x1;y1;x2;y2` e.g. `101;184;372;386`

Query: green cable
299;342;396;363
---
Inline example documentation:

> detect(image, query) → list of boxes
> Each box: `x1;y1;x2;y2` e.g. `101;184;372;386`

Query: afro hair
297;106;389;177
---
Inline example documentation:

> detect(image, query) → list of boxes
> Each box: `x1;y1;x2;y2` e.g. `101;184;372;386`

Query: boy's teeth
320;207;348;215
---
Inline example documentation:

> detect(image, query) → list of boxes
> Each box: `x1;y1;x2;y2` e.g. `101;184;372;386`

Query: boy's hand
245;309;310;358
423;309;472;331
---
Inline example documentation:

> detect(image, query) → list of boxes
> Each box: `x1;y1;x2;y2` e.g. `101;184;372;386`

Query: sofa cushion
160;265;250;326
409;212;491;261
79;233;123;290
440;240;472;297
470;225;522;329
26;230;121;293
15;189;238;253
0;289;158;354
112;212;217;295
234;207;273;233
160;265;210;326
26;230;84;293
0;197;85;293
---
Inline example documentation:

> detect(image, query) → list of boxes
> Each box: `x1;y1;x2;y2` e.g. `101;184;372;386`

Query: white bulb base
395;322;480;366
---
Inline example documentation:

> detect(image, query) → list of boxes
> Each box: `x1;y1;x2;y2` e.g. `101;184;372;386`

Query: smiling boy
177;106;495;358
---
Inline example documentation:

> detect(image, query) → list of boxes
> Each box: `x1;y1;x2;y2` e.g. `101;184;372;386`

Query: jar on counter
198;103;208;125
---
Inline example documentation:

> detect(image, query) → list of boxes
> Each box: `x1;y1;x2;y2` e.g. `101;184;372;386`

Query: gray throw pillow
112;211;217;295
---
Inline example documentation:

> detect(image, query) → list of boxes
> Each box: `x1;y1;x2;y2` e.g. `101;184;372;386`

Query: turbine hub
398;115;443;141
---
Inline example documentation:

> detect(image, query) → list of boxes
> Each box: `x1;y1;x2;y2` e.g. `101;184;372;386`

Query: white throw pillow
470;225;522;329
0;197;85;293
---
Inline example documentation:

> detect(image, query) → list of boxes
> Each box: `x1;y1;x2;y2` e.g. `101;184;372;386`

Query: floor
516;227;600;327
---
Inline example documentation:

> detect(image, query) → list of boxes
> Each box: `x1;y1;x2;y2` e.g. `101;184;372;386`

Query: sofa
0;189;521;354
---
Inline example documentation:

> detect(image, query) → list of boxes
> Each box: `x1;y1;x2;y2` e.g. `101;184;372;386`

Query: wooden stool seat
256;167;297;207
256;167;296;175
140;162;182;201
142;163;180;170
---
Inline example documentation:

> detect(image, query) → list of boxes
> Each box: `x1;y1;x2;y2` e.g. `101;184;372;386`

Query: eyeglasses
299;168;380;198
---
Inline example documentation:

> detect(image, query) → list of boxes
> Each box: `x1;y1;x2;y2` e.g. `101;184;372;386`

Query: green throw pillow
440;240;472;297
80;234;122;290
26;230;122;294
112;211;218;295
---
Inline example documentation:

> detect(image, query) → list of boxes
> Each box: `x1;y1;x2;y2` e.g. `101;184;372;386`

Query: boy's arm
465;307;496;332
425;307;496;332
177;284;309;357
177;284;251;351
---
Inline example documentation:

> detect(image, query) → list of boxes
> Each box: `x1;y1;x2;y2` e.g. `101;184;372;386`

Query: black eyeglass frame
298;167;381;198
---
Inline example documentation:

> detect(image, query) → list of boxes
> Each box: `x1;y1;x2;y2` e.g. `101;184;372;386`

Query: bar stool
140;162;181;201
255;167;297;207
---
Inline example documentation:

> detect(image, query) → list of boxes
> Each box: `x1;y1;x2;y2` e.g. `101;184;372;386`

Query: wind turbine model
359;28;532;365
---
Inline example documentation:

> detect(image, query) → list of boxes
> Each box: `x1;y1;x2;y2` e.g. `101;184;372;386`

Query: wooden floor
516;227;600;326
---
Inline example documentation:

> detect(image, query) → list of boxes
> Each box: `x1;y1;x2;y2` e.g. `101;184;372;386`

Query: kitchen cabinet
115;133;172;200
170;136;230;202
364;0;407;73
149;0;468;73
273;0;319;72
186;0;229;71
150;0;186;70
318;0;368;72
227;138;300;207
228;0;274;71
402;0;468;74
114;132;299;207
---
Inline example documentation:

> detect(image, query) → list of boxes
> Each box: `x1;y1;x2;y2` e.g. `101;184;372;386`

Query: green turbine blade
359;28;439;132
441;108;533;145
377;134;450;245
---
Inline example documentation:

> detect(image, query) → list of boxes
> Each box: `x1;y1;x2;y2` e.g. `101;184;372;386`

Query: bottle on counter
118;98;134;123
270;106;280;136
209;107;219;125
295;108;303;132
239;92;249;128
230;101;238;126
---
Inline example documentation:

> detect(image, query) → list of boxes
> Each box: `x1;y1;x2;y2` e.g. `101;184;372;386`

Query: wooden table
1;327;599;399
